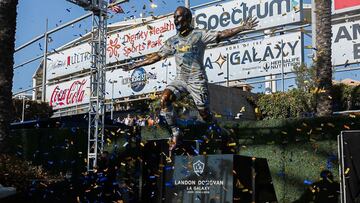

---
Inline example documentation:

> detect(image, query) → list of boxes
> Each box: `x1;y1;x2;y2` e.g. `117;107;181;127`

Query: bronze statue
122;6;258;151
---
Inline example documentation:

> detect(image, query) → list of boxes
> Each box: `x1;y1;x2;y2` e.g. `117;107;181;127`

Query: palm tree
314;0;333;117
0;0;19;152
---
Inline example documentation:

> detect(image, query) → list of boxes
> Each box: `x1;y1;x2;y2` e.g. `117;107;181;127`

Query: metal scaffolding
66;0;108;171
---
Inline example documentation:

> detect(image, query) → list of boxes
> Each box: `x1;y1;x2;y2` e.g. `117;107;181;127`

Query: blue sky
14;0;214;93
14;0;357;95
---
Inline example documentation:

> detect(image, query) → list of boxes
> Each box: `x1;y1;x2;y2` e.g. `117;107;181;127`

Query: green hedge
8;115;360;202
256;84;360;120
142;115;359;202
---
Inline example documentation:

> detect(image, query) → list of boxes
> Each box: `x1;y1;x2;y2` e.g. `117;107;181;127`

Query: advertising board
48;32;302;111
47;16;176;80
194;0;302;31
106;15;176;64
105;57;176;99
46;42;91;80
46;76;90;110
332;0;360;14
205;32;303;82
332;20;360;66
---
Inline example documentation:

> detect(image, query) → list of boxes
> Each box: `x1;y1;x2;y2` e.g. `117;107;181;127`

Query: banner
332;20;360;66
48;32;302;111
46;16;176;80
105;58;176;99
106;15;176;64
46;76;90;110
194;0;302;31
332;0;360;14
47;42;91;80
204;32;303;81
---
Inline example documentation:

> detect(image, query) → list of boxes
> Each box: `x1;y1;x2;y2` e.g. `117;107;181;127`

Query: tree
0;0;19;152
314;0;333;117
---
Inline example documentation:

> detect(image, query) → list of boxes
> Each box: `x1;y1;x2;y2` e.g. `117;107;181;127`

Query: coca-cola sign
47;77;90;109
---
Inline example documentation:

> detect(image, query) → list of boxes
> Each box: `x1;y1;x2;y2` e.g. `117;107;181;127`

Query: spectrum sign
194;0;303;31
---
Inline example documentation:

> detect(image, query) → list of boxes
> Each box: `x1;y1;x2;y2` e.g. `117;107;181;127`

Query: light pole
110;80;117;120
185;0;190;8
21;94;29;122
21;95;25;122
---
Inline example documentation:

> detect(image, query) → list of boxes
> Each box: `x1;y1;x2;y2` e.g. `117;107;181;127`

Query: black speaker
339;130;360;203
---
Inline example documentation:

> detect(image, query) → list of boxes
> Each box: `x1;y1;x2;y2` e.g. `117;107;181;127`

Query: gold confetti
345;168;350;175
228;143;237;147
327;123;335;127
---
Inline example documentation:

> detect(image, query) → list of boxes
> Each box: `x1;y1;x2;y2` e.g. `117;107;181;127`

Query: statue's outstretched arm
217;16;259;41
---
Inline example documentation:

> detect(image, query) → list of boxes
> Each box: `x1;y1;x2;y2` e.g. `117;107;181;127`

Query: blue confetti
304;180;313;185
165;182;173;187
100;177;108;183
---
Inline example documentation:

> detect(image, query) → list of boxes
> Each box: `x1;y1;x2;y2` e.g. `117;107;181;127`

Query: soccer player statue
122;6;258;152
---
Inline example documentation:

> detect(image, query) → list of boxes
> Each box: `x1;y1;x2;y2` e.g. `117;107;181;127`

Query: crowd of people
115;114;160;128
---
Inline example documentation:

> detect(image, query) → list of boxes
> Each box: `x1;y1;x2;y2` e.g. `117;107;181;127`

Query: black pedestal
141;140;277;203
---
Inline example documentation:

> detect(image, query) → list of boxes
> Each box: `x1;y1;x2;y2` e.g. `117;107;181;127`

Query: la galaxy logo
193;160;205;176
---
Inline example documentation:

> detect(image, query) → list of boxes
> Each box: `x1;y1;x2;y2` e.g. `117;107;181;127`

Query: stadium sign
106;15;176;64
47;42;91;80
332;0;360;15
205;32;303;82
46;76;90;110
47;33;302;110
194;0;302;31
332;20;360;66
46;16;175;80
105;58;176;99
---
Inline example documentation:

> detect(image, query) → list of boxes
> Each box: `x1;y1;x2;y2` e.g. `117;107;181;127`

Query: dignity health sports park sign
194;0;302;31
332;20;360;66
46;15;176;80
106;15;176;64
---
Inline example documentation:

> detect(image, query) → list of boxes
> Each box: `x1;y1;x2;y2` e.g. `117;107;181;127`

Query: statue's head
174;6;192;33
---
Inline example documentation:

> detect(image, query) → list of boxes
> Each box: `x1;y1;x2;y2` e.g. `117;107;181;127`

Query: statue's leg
160;81;187;151
187;82;213;123
160;88;177;134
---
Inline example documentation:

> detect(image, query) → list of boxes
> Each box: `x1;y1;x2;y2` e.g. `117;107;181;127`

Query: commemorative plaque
165;155;234;202
164;155;277;203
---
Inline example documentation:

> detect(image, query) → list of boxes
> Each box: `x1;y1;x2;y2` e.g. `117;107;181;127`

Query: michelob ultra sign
194;0;302;31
